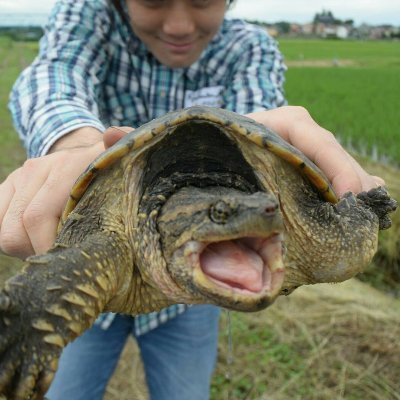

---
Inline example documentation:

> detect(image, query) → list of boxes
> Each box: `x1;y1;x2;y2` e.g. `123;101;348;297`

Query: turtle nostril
264;204;278;216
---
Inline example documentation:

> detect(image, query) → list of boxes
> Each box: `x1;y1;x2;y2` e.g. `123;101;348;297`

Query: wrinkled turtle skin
0;106;397;399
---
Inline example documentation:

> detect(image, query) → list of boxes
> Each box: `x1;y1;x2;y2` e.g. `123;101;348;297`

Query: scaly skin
0;233;131;400
0;110;397;399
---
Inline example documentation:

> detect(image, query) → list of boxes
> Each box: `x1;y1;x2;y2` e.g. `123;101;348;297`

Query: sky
0;0;399;26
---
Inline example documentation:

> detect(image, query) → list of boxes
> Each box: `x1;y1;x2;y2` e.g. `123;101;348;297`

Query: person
1;0;383;399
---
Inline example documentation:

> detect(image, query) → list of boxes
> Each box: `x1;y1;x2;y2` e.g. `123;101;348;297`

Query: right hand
0;126;133;259
247;106;385;197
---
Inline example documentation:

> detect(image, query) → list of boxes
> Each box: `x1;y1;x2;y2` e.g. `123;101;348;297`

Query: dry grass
105;279;400;400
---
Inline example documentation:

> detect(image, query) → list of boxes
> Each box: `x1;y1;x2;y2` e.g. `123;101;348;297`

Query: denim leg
46;314;134;400
136;305;221;400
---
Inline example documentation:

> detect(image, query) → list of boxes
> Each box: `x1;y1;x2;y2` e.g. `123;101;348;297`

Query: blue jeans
46;305;220;400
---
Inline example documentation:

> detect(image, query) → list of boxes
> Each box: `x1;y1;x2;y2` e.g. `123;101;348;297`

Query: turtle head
157;186;285;312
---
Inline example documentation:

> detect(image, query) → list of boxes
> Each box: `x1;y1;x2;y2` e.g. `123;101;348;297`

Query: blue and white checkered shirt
8;0;286;335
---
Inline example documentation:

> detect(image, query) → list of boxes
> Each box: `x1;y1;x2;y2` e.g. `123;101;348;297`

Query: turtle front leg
0;233;132;400
283;186;397;293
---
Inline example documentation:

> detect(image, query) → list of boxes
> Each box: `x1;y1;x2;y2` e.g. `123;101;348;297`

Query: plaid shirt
8;0;286;335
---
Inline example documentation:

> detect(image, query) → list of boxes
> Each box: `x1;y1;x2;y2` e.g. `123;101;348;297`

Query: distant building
265;26;279;38
355;23;398;39
244;11;398;40
312;10;351;39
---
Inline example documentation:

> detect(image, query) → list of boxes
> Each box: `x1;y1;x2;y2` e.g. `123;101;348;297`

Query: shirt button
160;90;166;97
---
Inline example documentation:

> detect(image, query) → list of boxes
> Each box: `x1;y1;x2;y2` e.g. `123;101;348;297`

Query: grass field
0;36;399;400
0;36;35;174
279;39;400;165
279;39;400;67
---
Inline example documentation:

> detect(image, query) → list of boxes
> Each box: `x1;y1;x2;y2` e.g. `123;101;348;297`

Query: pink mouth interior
199;236;282;293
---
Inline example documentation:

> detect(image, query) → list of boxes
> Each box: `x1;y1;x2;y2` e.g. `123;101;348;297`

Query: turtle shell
60;106;338;229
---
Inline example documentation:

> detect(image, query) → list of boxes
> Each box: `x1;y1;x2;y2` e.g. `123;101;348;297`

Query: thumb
103;126;134;149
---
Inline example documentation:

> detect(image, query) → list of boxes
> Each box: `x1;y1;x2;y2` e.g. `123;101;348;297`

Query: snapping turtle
0;106;397;399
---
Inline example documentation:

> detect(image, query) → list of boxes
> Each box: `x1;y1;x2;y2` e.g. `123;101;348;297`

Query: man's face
126;0;227;68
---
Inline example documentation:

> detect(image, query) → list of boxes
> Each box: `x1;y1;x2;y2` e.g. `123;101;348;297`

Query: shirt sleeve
221;27;287;114
8;0;113;158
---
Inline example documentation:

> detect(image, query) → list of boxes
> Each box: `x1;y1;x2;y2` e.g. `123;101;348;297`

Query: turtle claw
0;350;20;398
335;192;358;212
357;186;398;230
0;335;59;400
0;291;62;399
11;364;39;400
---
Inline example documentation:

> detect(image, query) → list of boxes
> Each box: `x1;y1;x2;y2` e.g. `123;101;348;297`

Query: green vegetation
279;39;400;165
0;36;36;174
279;39;400;68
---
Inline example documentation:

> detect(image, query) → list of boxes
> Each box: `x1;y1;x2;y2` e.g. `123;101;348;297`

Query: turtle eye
209;200;234;224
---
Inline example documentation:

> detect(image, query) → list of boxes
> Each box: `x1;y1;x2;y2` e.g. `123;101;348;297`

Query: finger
24;168;75;255
24;145;105;254
0;162;49;258
0;177;16;232
309;135;363;196
103;126;134;148
247;107;368;196
343;153;386;192
282;118;364;195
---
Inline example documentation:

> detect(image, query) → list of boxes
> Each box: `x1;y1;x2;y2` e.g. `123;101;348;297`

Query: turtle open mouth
199;235;284;294
183;233;285;300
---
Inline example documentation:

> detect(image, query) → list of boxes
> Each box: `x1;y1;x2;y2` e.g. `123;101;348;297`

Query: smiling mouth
161;39;196;53
180;234;285;302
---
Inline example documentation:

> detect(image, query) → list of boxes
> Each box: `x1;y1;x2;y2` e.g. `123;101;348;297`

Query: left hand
247;106;384;197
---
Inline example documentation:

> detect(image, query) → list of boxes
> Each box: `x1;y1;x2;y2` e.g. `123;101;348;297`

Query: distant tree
275;21;291;34
246;19;269;28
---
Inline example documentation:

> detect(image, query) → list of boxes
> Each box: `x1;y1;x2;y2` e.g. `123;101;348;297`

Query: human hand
0;143;100;259
0;124;134;260
246;106;384;197
0;126;134;259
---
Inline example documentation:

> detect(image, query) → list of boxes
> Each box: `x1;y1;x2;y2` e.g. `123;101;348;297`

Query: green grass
211;313;310;399
278;39;400;165
279;39;400;68
0;36;38;173
284;67;399;163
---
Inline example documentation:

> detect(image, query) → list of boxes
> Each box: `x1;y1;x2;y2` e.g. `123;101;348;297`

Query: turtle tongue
200;240;264;292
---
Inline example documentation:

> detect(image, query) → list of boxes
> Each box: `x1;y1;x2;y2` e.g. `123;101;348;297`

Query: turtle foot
0;289;60;400
357;186;398;230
